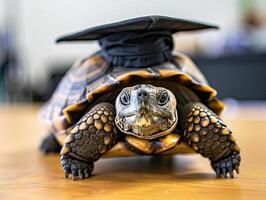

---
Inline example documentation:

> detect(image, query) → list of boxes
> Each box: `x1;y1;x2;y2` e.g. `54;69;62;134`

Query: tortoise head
115;84;177;139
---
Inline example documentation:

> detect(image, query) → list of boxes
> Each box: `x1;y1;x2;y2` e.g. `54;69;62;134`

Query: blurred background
0;0;265;106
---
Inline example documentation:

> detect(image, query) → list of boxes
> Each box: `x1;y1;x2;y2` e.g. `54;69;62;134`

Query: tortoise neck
99;31;174;68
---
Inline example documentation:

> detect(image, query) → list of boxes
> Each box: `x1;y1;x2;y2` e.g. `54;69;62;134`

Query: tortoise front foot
61;155;94;180
211;152;240;178
60;102;120;180
182;103;241;178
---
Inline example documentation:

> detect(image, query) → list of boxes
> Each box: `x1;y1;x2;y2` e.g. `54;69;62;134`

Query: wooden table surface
0;104;266;200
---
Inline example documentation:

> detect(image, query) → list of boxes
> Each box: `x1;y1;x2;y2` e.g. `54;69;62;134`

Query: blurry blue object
222;9;266;54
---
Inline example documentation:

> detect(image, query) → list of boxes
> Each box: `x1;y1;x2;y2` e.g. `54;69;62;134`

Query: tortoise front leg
180;102;241;178
60;102;121;180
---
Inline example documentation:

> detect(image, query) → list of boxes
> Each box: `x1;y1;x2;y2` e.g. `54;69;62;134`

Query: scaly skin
60;102;121;180
181;102;241;178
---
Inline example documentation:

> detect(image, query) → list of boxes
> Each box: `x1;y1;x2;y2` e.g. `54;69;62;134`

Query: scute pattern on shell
40;52;225;138
40;54;110;132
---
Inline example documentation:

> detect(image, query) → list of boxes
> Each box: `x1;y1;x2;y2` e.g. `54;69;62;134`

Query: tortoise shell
40;52;224;153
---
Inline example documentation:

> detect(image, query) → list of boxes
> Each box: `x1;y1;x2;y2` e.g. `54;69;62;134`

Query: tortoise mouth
115;110;178;139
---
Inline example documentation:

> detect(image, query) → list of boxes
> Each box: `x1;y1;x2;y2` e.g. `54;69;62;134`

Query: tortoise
40;16;241;180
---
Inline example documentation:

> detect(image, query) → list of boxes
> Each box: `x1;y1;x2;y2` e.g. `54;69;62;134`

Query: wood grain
0;104;266;200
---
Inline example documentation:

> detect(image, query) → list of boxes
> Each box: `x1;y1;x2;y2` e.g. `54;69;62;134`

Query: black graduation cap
56;15;218;67
56;15;218;42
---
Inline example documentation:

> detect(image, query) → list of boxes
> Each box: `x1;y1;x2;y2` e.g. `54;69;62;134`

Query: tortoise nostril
137;90;149;100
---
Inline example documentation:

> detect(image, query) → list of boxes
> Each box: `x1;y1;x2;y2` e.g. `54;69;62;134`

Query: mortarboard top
55;16;218;67
56;15;218;42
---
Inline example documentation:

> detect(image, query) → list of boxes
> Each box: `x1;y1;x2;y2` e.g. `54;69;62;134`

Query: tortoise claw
84;169;90;178
222;168;227;178
211;152;240;179
214;165;221;178
64;171;69;178
235;166;240;174
78;169;84;179
71;169;78;180
228;167;234;178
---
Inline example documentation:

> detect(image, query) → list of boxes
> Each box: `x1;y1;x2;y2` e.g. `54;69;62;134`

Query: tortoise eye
120;92;130;106
158;91;169;106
